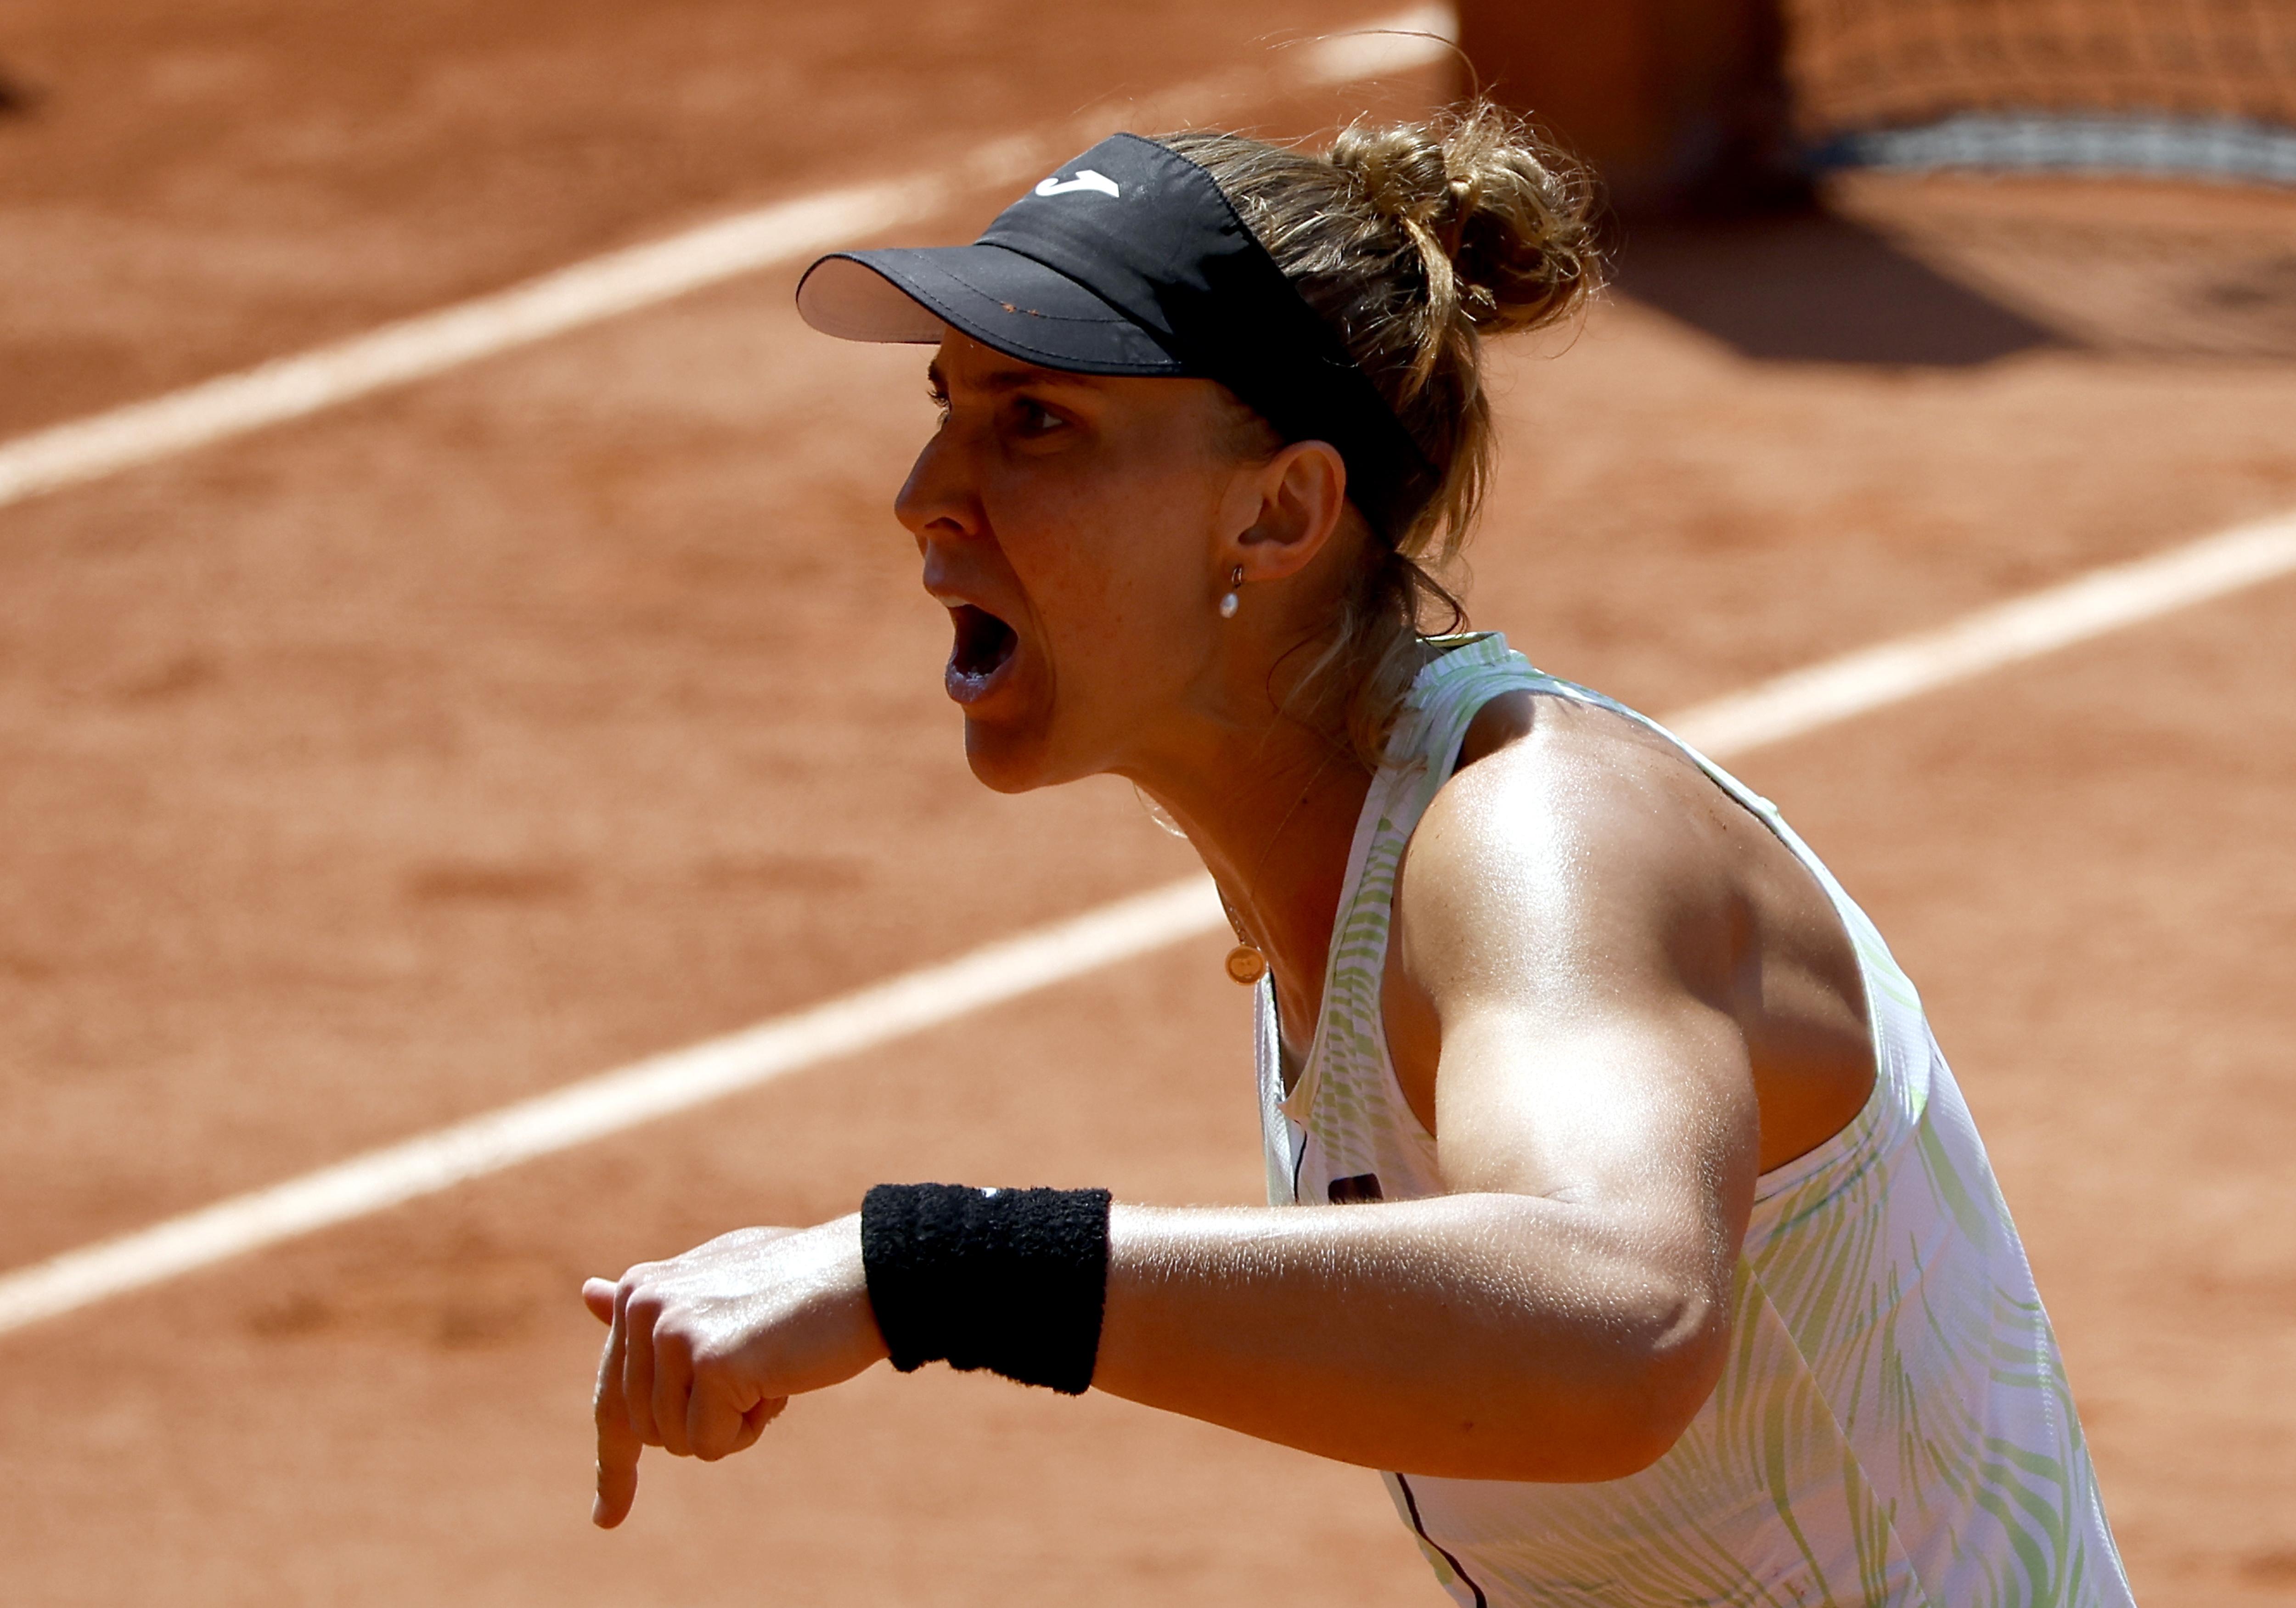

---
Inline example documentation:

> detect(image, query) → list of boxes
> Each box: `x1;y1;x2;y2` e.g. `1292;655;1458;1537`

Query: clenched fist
584;1216;888;1527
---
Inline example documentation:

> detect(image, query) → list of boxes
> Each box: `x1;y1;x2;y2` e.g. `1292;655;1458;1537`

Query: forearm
585;1192;1729;1525
1092;1196;1726;1481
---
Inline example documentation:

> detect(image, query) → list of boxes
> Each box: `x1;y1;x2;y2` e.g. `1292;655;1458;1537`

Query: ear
1217;439;1351;585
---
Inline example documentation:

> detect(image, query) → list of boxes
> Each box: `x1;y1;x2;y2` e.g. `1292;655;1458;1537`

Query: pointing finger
591;1300;643;1527
593;1398;643;1528
582;1278;617;1324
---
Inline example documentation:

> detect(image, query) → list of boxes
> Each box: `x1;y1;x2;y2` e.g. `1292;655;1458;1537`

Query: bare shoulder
1387;688;1877;1174
1396;692;1754;1001
1451;687;1735;821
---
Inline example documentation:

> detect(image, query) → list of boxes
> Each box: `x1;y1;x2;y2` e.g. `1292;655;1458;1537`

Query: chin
962;712;1108;794
961;718;1058;794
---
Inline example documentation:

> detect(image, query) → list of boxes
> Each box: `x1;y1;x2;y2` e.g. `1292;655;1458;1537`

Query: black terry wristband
860;1183;1113;1395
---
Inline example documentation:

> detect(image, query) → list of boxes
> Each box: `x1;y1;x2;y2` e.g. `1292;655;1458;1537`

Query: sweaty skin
585;330;1876;1526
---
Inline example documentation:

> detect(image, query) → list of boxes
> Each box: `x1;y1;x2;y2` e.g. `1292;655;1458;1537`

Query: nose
894;425;981;554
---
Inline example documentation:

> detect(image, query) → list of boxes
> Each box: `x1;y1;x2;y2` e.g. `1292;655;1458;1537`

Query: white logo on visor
1034;169;1121;199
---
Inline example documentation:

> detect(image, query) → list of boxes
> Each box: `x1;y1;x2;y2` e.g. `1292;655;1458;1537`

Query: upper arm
1390;706;1762;1289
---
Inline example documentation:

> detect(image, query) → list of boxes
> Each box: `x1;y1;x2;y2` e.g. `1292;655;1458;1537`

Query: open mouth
945;604;1019;703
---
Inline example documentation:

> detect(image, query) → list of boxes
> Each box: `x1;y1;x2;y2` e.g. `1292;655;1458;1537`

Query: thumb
582;1277;617;1324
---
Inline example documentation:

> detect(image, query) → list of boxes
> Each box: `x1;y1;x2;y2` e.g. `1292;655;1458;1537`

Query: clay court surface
3;1;2294;1602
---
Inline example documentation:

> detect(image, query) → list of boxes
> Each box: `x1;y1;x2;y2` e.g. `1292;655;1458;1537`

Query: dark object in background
1459;0;2296;359
1456;0;1812;218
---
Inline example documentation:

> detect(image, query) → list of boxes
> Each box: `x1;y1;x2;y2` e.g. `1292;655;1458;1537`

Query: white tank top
1254;634;2135;1608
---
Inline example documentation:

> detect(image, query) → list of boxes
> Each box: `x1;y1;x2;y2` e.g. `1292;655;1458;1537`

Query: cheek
1015;489;1212;680
997;469;1216;659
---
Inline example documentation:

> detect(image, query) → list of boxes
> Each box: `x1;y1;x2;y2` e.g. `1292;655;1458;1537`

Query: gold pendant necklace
1223;942;1268;985
1133;783;1277;989
1214;885;1269;986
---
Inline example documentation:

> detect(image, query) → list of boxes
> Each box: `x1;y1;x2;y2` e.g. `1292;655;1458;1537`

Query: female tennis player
584;105;2135;1606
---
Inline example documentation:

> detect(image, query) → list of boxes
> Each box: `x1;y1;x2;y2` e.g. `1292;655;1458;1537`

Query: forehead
927;330;1112;395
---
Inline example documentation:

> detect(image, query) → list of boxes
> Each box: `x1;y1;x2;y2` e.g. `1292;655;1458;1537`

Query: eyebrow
925;357;1102;396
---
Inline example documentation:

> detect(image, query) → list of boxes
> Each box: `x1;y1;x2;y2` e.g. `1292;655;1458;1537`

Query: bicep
1433;999;1758;1276
1399;731;1762;1275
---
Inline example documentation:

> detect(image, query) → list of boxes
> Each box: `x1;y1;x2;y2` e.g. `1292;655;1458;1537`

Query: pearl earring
1218;564;1244;619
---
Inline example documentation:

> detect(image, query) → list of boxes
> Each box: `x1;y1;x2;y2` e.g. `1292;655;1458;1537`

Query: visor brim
796;246;1183;377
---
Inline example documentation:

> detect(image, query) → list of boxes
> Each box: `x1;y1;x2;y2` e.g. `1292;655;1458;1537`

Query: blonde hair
1160;101;1601;761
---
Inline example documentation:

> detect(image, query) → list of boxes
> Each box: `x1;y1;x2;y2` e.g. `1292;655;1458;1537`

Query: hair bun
1329;103;1599;337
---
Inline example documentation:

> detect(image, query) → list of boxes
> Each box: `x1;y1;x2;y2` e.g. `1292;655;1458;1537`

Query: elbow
1579;1288;1733;1481
1474;1283;1731;1484
1572;1386;1708;1482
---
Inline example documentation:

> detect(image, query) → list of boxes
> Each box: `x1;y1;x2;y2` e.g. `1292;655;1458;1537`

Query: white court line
0;6;1455;514
2;507;2290;1337
0;879;1226;1336
1662;512;2296;753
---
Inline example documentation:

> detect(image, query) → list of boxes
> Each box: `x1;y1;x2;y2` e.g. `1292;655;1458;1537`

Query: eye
925;383;951;423
1011;397;1067;438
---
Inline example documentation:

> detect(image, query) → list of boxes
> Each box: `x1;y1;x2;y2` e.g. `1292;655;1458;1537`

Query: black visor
796;133;1435;536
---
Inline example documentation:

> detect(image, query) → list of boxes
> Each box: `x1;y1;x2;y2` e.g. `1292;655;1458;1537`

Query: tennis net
1787;0;2296;183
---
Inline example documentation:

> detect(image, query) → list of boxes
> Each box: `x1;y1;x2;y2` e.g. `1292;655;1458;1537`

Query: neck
1123;711;1376;1056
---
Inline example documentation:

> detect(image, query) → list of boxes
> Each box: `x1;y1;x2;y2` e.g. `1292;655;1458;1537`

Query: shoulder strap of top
1277;634;1546;1126
1376;633;1547;823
